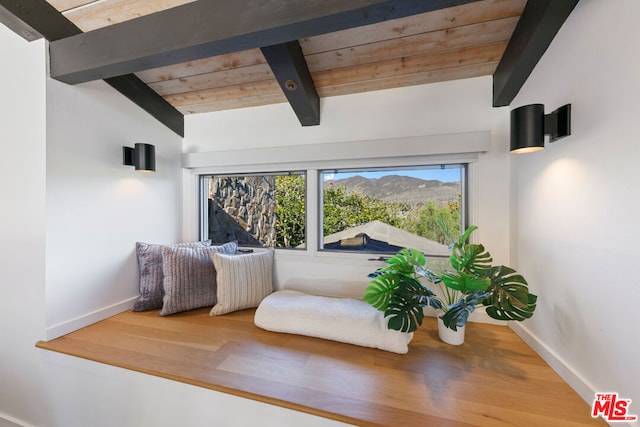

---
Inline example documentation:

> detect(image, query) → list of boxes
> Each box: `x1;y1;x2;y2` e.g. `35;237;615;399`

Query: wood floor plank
36;308;606;427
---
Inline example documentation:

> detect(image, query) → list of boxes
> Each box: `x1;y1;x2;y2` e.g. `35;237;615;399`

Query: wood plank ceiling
44;0;526;116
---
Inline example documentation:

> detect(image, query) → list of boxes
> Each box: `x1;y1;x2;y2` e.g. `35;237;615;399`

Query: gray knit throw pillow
133;241;211;312
159;241;238;316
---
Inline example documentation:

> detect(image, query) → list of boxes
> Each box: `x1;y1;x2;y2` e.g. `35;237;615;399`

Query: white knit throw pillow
209;249;274;316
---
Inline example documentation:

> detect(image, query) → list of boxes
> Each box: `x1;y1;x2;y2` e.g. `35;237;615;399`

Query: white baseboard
0;412;32;427
45;297;137;340
509;323;597;405
508;323;637;426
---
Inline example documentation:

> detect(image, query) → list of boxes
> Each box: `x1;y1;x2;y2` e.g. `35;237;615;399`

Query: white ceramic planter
437;317;465;345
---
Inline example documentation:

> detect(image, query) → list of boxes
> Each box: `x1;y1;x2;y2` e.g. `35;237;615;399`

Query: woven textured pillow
209;249;274;316
159;241;238;316
133;241;211;312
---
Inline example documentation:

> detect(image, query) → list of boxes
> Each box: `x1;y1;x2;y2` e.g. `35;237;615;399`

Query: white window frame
183;132;488;262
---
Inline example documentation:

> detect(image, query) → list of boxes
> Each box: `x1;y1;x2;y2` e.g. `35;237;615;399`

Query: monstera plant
365;225;537;334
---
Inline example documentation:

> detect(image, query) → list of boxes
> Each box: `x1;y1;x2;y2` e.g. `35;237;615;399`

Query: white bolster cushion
254;290;413;354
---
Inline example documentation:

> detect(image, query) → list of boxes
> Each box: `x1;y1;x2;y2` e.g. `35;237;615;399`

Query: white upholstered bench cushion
254;290;413;354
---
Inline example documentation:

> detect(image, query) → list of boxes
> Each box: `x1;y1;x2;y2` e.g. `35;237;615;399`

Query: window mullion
306;169;319;255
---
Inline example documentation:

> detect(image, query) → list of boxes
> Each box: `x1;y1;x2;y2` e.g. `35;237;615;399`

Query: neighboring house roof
323;220;451;256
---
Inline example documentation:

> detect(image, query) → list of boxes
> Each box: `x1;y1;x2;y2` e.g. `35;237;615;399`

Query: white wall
0;24;47;427
0;21;185;425
185;76;512;298
509;0;640;411
41;351;351;427
45;77;183;338
186;76;506;154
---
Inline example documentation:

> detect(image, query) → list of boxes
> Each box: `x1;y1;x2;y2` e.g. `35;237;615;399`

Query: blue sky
322;166;462;183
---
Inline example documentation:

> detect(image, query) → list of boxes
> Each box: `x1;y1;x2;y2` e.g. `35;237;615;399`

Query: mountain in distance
324;175;461;206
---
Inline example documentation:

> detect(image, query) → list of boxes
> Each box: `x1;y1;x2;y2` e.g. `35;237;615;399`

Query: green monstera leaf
483;266;537;321
449;226;492;275
441;290;491;331
440;270;491;293
366;270;442;333
365;247;441;330
384;276;441;332
375;248;428;277
386;290;425;332
364;272;402;311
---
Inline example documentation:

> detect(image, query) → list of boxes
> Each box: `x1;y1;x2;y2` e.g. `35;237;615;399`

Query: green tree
400;195;461;244
275;175;306;247
322;184;400;236
275;178;461;248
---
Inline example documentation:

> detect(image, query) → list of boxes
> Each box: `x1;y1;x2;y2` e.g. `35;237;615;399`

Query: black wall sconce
123;143;155;172
510;104;571;154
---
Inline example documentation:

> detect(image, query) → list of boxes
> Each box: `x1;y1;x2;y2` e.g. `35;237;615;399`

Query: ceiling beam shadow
48;0;482;85
261;41;320;126
0;0;184;136
492;0;580;107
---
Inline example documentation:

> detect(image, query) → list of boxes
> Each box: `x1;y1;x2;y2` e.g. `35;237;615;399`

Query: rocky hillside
324;175;460;206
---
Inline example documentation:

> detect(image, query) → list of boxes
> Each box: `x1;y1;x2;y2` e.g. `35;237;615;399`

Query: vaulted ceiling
0;0;579;136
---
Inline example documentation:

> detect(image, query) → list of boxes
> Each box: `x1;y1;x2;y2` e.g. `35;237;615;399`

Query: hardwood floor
36;308;605;427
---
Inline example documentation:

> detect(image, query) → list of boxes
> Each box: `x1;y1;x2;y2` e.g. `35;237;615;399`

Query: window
320;165;465;255
199;164;466;256
201;172;306;249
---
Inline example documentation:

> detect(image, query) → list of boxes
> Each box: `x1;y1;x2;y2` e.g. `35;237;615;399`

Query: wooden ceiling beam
48;0;483;85
0;3;42;41
0;0;184;136
0;0;78;41
103;74;185;137
261;41;320;126
492;0;580;107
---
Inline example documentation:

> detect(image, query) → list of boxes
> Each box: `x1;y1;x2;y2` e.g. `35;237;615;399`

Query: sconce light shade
510;104;571;154
510;104;545;154
123;143;155;171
